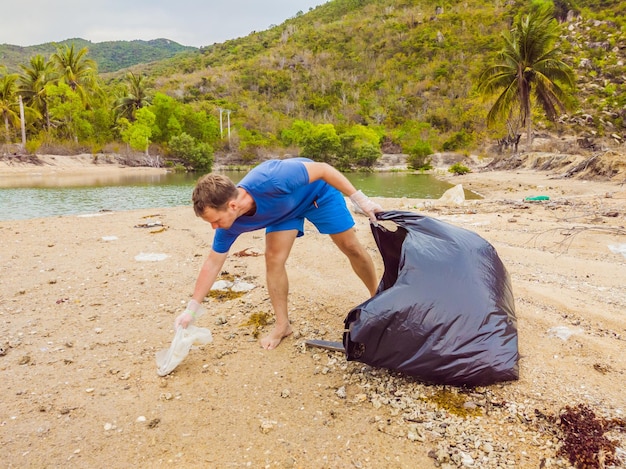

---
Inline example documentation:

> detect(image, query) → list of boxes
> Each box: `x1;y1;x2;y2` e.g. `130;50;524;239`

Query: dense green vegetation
0;0;624;171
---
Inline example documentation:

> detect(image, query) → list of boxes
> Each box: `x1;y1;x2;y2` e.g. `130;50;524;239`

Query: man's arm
175;249;228;328
192;249;229;303
302;161;357;196
303;161;382;222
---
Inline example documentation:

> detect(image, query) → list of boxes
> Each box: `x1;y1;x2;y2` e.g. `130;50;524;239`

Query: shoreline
0;153;168;185
2;151;624;198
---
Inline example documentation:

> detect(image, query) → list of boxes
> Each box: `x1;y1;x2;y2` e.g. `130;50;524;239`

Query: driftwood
497;134;521;153
233;247;261;257
577;136;598;150
528;224;626;255
142;154;162;168
527;206;625;254
562;154;599;178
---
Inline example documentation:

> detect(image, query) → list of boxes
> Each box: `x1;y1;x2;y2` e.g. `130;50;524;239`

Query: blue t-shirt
212;158;333;253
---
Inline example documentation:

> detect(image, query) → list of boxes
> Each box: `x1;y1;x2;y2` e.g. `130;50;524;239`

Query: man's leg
261;229;298;350
330;228;378;296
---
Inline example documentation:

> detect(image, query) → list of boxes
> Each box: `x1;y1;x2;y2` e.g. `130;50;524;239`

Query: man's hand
174;310;194;329
349;190;383;224
174;299;205;329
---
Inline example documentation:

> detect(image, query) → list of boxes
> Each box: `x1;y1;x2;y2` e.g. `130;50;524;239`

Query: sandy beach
1;153;625;468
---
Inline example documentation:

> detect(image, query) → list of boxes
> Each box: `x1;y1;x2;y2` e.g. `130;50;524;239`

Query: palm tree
0;72;20;144
114;71;152;121
477;4;575;146
50;43;100;106
18;54;57;131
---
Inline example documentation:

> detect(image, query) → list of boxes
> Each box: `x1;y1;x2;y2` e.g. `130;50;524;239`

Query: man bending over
175;157;382;350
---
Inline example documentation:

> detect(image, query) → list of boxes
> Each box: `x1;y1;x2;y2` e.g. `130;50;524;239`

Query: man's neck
236;188;256;216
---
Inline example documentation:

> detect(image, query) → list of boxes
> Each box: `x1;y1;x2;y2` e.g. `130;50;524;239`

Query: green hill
122;0;625;151
0;38;196;73
1;0;624;167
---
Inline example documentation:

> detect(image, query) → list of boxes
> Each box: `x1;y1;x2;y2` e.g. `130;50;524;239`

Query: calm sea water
0;170;477;221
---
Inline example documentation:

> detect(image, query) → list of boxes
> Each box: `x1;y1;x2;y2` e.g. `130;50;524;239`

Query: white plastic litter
77;212;113;218
156;325;213;376
211;279;234;290
547;326;583;341
211;279;256;293
608;244;626;259
102;236;118;241
231;281;256;292
135;252;169;262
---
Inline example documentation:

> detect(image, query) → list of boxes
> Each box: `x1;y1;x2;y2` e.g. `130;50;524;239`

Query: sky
0;1;329;48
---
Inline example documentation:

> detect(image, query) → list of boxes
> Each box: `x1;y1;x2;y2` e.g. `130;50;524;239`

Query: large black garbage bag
344;211;519;387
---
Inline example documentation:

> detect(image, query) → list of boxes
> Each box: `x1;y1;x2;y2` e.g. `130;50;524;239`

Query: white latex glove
174;299;205;329
349;190;382;224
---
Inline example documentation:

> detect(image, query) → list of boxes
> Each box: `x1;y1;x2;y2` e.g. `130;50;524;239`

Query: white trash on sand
211;279;233;290
547;326;583;341
608;244;626;259
230;281;256;292
211;279;256;293
135;252;169;262
156;325;213;376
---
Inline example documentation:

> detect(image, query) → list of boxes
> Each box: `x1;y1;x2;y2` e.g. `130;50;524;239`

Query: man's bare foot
260;323;293;350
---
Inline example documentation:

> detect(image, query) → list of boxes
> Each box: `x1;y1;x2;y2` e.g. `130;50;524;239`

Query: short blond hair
192;174;238;216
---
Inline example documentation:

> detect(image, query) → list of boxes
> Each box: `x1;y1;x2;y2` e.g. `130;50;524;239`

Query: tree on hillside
51;44;101;106
120;107;156;156
0;72;20;143
46;82;90;142
477;4;575;146
18;54;57;130
114;71;152;122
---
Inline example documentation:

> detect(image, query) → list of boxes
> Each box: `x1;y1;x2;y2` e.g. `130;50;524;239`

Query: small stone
18;355;30;365
435;448;450;463
260;419;277;434
459;451;474;466
148;418;160;428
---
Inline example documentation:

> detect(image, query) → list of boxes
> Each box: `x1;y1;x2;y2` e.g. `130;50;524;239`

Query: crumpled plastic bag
156;325;213;376
343;210;519;387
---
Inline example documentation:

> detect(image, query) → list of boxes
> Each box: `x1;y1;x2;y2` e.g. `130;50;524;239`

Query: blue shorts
266;188;355;237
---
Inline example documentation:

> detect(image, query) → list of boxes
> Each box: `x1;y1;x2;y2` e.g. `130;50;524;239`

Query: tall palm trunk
45;102;50;131
4;113;10;144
